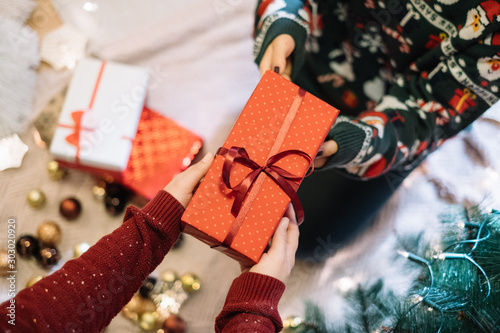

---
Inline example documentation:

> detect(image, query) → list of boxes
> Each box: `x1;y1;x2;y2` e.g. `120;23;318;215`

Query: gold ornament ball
139;312;161;331
123;310;139;322
141;298;158;314
74;243;91;258
0;250;10;276
26;276;44;287
37;220;62;246
123;294;157;321
283;316;306;332
123;294;142;314
47;161;66;181
161;270;179;284
180;273;201;293
27;189;47;208
92;185;106;201
122;295;142;321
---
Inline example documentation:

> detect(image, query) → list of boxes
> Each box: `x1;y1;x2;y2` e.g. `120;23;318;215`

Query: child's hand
314;140;338;168
259;34;295;81
164;153;214;208
241;205;299;283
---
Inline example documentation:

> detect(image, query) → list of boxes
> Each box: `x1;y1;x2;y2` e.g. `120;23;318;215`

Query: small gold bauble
141;298;158;314
27;189;47;208
26;276;44;287
47;161;66;181
161;270;179;284
283;316;305;332
0;250;10;276
139;312;161;331
125;312;139;322
123;294;158;321
123;294;143;319
180;273;201;293
92;185;106;201
37;220;62;246
74;243;91;258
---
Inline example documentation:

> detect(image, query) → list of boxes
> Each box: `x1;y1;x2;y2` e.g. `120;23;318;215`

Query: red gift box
122;107;202;199
181;71;339;265
449;88;477;115
425;34;444;49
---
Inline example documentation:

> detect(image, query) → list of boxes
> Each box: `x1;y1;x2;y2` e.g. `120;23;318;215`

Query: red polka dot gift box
182;70;339;266
121;107;203;200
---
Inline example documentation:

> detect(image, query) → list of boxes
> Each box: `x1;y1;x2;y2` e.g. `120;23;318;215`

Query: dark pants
296;167;410;261
292;67;413;261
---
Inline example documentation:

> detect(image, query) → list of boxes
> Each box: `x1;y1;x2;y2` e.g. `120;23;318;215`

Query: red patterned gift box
181;70;339;265
122;107;203;199
449;88;477;115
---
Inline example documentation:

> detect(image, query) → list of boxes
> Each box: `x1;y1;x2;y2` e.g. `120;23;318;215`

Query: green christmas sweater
254;0;500;179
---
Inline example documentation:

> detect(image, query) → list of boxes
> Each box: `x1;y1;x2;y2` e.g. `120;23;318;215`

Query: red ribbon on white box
57;62;106;165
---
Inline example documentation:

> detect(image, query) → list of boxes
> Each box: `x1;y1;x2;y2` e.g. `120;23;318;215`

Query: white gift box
50;58;149;174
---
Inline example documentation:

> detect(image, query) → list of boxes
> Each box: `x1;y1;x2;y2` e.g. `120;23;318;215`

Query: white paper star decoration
0;134;29;171
40;24;88;70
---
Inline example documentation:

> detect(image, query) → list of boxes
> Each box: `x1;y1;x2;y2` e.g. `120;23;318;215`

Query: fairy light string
396;206;499;332
396;250;439;332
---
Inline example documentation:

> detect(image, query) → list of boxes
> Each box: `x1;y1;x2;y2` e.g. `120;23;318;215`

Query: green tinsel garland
285;205;500;333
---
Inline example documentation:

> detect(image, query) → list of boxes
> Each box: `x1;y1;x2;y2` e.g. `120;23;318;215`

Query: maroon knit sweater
0;191;285;332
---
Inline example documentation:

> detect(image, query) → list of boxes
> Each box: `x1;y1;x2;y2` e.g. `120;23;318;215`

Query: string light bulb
83;1;98;11
336;277;355;293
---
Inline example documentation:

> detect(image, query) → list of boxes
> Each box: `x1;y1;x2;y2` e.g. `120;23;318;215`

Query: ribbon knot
63;111;85;147
217;146;312;224
57;111;94;164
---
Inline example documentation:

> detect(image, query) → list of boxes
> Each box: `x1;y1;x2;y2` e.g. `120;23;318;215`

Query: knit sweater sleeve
215;272;286;333
0;190;183;333
323;33;500;180
254;0;310;79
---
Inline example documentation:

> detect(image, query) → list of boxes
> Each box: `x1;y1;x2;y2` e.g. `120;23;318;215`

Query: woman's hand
314;140;338;168
164;152;214;208
241;205;300;283
259;34;295;81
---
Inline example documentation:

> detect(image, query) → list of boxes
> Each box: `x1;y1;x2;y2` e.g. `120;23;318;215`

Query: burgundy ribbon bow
217;146;312;225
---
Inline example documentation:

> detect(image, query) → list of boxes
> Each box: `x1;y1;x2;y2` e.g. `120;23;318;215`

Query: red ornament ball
163;314;186;333
59;197;82;220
